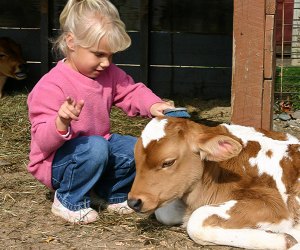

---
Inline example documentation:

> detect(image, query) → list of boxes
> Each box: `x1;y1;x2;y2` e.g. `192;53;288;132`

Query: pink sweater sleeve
110;64;163;117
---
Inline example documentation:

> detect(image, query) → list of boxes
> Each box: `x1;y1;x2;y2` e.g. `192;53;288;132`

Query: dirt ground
1;93;299;250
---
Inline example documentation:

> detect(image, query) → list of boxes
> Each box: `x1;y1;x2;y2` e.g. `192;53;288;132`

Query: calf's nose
127;198;142;212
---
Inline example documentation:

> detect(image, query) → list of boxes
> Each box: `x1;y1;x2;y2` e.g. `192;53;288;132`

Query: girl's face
65;34;113;79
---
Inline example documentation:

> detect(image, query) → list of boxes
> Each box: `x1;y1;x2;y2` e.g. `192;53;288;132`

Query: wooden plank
150;33;232;67
139;0;150;85
149;67;232;99
263;13;276;130
266;0;276;15
110;0;140;31
264;14;275;79
151;0;233;34
40;0;51;75
0;0;41;28
231;0;266;128
262;80;273;130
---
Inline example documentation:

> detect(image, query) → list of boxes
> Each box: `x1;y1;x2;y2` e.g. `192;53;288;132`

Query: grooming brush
163;107;191;118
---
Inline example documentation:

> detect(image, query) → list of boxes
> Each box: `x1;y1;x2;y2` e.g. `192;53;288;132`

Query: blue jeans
52;134;137;211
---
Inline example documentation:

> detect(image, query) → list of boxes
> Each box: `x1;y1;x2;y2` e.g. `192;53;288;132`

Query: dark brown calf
128;117;300;250
0;37;27;98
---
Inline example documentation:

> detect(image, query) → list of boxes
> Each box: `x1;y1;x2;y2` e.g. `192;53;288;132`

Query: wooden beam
266;0;276;15
262;80;274;129
40;0;50;75
264;14;275;80
262;11;276;130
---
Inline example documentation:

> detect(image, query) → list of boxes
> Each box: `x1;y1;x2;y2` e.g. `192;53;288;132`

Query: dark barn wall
0;0;233;99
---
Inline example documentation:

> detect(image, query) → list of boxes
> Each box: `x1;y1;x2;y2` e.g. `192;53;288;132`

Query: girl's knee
87;135;109;160
78;136;109;178
76;136;109;167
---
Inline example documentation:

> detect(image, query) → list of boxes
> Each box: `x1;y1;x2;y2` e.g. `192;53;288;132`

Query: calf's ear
197;135;242;162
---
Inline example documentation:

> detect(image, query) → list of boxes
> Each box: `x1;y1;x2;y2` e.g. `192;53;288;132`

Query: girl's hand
150;102;175;117
55;96;84;131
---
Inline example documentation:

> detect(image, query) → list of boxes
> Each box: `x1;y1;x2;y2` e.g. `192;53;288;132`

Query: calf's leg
186;200;297;250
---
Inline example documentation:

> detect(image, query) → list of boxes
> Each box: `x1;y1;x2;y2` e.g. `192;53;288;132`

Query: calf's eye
162;159;176;168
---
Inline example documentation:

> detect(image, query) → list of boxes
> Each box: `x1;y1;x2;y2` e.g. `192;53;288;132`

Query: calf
128;117;300;250
0;37;27;98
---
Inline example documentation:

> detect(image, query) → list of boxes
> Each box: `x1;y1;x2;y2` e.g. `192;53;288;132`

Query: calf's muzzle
127;198;143;212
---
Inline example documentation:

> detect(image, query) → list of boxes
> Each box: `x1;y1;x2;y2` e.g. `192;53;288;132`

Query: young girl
27;0;174;224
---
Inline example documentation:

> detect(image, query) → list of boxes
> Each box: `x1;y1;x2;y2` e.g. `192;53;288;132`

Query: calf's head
0;37;27;80
0;37;27;97
128;117;242;213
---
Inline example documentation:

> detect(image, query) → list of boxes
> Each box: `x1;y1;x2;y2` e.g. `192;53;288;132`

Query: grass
275;66;300;110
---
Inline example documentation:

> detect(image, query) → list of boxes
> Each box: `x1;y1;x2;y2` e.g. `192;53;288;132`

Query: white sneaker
51;193;99;224
106;200;134;215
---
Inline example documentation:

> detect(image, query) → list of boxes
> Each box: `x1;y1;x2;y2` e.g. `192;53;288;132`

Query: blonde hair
53;0;131;57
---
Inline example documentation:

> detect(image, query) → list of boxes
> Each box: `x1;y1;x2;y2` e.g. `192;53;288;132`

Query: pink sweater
27;60;162;189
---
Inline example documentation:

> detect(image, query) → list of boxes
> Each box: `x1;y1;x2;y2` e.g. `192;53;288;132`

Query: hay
0;91;235;249
0;92;30;172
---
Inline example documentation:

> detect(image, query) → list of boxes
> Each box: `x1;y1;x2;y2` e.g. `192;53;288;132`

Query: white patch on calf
188;200;236;228
222;124;300;204
223;124;299;145
141;118;168;148
286;133;300;144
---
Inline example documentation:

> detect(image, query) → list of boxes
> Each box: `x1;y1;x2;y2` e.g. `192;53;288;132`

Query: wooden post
40;0;50;75
139;0;150;85
232;0;276;130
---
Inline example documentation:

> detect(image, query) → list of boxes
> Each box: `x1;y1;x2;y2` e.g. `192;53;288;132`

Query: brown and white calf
0;37;27;98
128;117;300;250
